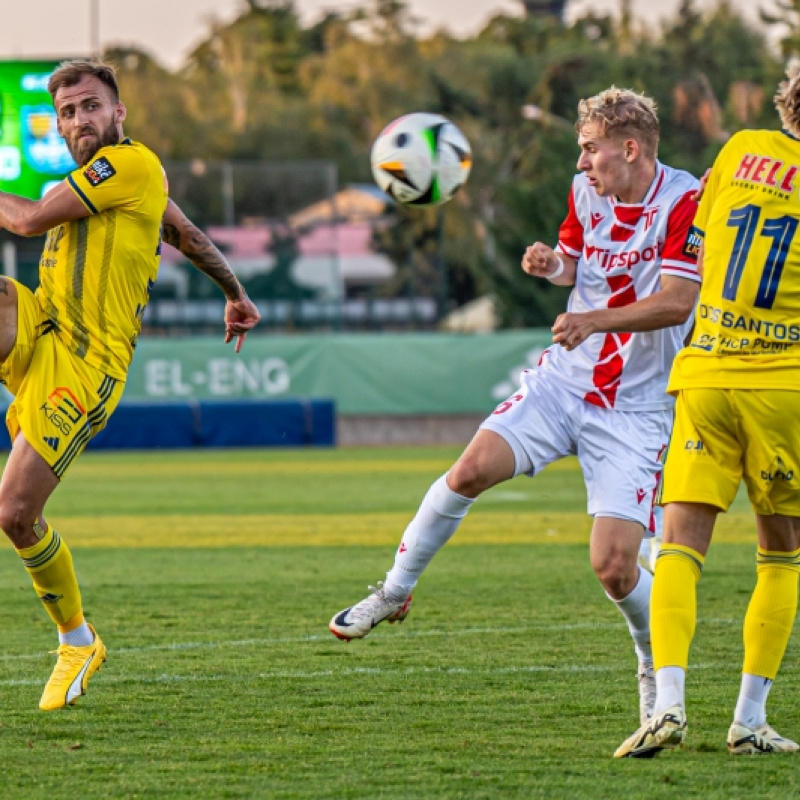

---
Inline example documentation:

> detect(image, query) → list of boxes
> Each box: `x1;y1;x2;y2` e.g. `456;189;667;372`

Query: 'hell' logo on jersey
734;153;798;193
84;156;116;186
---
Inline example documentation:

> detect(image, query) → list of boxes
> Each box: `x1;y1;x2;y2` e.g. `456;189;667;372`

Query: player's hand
224;294;261;353
521;242;560;278
551;311;596;351
691;168;711;202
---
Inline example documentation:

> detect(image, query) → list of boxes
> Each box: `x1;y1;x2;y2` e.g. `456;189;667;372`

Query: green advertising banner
0;60;76;200
128;332;553;414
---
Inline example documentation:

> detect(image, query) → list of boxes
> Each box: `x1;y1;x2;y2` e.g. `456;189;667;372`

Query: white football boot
329;582;412;641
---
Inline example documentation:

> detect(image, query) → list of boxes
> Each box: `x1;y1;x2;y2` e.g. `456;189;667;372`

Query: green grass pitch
0;446;798;798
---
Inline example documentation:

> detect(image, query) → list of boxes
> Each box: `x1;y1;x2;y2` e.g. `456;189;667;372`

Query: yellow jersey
668;129;800;391
37;137;168;380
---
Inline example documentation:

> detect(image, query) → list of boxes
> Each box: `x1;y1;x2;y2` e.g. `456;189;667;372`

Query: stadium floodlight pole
90;0;101;58
2;241;17;281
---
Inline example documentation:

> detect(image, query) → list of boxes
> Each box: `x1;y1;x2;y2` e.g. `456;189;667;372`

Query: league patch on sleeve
83;156;116;187
682;224;703;260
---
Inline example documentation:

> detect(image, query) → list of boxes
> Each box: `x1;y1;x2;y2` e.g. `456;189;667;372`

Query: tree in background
106;0;784;328
761;0;800;60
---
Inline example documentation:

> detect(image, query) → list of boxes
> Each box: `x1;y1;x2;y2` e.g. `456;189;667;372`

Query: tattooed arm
162;200;260;353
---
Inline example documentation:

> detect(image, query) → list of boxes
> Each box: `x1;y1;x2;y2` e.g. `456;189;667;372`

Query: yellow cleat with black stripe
39;624;106;711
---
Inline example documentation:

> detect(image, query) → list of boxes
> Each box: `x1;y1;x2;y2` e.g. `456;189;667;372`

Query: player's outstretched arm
0;182;89;237
162;199;260;353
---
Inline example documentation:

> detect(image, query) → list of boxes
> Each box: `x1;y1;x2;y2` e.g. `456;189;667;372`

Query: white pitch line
0;618;742;665
0;661;725;689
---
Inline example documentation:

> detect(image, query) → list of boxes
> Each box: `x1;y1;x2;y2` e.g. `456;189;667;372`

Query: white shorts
480;369;671;534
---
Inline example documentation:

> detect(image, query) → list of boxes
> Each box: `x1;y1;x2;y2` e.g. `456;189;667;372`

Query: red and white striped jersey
540;161;701;411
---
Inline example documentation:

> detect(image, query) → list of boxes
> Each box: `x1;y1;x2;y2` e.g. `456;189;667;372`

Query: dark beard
68;118;121;167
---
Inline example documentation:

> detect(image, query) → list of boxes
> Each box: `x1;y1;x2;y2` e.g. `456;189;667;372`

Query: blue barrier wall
0;399;335;450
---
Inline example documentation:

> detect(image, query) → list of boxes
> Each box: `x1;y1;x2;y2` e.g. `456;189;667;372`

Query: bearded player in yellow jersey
617;62;800;758
0;60;259;710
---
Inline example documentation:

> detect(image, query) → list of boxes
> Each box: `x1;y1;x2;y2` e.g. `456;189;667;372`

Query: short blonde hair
576;87;660;159
775;59;800;138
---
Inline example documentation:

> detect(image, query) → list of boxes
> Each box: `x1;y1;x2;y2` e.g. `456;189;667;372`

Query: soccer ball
370;112;472;207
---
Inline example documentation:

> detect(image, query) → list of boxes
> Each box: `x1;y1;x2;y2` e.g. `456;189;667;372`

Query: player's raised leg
0;434;104;709
329;430;514;640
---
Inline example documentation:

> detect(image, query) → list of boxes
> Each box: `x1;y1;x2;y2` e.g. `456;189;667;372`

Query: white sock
734;673;772;729
383;474;475;601
610;565;652;663
655;666;685;714
59;622;94;647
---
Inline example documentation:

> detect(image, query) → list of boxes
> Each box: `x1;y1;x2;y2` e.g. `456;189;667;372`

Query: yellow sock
16;524;84;633
652;544;705;671
742;547;800;679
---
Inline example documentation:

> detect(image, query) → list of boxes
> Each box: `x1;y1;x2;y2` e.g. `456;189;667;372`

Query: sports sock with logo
16;523;85;635
384;474;475;601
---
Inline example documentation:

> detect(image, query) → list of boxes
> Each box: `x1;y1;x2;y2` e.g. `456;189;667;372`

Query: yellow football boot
39;624;106;711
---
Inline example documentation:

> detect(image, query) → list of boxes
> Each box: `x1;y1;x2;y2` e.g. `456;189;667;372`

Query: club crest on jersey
643;207;659;229
683;225;702;259
84;156;116;186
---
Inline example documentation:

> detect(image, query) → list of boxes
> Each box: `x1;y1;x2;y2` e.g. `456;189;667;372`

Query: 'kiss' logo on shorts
40;387;86;436
48;387;85;422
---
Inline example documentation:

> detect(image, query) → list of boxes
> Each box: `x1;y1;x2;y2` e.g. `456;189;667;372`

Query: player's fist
522;242;559;278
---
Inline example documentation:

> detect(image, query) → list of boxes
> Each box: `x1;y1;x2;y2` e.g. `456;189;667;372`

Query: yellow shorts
661;387;800;516
0;280;125;479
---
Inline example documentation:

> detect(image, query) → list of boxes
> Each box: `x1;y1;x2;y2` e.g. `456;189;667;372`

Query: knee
0;500;37;546
448;453;491;497
593;550;639;599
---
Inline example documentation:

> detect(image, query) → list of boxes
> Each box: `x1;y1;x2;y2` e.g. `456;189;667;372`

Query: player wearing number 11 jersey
670;128;800;384
617;61;800;759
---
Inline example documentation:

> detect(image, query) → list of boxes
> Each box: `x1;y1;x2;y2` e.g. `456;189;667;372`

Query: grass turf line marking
0;618;743;664
0;661;726;688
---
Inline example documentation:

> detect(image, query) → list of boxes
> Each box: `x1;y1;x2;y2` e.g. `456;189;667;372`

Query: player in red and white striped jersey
537;156;699;410
330;87;701;727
